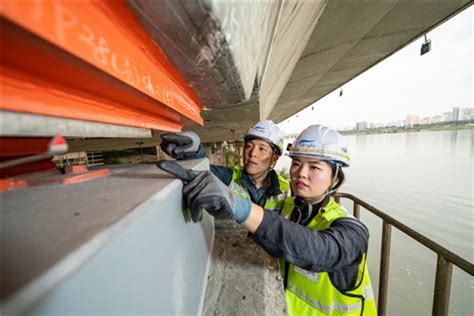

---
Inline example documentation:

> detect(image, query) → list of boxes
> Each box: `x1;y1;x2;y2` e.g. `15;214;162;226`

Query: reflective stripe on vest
287;284;362;313
280;197;377;315
229;167;290;212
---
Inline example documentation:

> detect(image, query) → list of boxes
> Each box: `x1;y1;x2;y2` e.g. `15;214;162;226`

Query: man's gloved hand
157;160;252;223
160;131;201;160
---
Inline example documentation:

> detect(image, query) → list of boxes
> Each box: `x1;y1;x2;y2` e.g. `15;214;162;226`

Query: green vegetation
340;120;474;136
279;167;289;180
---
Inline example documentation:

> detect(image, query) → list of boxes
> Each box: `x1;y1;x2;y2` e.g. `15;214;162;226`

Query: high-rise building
452;107;460;121
356;121;368;130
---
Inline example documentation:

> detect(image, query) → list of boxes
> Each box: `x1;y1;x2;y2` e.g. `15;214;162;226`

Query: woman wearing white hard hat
262;124;377;315
160;120;290;215
165;124;377;315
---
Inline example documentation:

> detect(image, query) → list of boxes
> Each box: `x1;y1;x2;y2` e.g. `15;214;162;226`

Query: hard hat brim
244;135;282;156
288;152;349;167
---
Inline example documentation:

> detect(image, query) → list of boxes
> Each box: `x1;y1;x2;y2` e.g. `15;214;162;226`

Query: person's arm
247;207;369;273
242;203;265;233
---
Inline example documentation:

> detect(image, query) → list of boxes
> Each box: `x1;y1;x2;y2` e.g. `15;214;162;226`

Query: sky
278;6;473;134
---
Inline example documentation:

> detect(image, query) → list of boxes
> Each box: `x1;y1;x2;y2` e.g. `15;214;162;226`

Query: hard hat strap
325;164;340;196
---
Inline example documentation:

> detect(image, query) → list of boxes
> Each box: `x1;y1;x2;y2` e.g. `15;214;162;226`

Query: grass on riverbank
339;120;474;136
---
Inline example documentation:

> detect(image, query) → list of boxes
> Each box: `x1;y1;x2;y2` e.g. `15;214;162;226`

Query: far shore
339;121;474;136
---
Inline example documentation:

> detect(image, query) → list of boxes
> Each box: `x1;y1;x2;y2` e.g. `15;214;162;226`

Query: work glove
160;131;202;160
157;160;252;224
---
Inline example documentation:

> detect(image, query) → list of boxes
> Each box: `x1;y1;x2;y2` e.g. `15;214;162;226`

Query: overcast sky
278;6;472;133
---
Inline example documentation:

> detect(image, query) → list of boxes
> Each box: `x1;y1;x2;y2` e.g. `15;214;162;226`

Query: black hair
332;167;345;192
244;135;281;156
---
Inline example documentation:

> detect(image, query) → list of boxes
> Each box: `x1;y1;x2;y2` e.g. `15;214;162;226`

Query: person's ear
271;154;279;168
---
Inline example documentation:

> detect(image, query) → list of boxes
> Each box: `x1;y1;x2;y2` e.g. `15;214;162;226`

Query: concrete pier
203;219;287;316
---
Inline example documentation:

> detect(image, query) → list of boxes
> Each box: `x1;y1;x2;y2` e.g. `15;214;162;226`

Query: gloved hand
160;131;201;160
157;160;252;223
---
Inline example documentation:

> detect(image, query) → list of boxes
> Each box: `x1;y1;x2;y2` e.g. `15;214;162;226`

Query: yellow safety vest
280;197;377;315
230;166;290;212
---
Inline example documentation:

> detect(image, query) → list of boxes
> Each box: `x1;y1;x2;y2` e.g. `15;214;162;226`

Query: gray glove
160;132;201;160
157;160;251;223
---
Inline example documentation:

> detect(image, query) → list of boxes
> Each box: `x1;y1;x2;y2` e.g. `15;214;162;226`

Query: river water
274;129;473;315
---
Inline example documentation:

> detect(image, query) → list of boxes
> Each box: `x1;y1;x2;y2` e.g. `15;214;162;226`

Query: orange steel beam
0;19;183;127
1;0;203;125
2;66;183;131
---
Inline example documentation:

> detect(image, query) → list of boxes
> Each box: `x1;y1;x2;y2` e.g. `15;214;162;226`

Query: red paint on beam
1;0;203;124
0;157;56;178
0;138;51;157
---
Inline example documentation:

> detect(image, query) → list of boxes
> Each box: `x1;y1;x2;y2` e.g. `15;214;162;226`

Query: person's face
243;139;278;176
290;156;334;199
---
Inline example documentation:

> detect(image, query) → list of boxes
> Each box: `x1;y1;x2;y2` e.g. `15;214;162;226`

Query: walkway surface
203;219;287;316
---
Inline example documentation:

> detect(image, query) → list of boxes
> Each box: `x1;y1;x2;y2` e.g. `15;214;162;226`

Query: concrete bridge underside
133;0;469;143
5;0;471;151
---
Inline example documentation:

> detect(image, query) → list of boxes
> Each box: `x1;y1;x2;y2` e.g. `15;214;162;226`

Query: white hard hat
245;120;284;155
288;125;350;167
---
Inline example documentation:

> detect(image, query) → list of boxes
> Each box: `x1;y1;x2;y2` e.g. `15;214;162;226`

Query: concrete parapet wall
1;160;214;315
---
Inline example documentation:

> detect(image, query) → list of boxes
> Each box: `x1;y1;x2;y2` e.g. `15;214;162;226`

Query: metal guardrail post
432;255;453;316
353;203;360;220
378;221;392;316
333;192;473;315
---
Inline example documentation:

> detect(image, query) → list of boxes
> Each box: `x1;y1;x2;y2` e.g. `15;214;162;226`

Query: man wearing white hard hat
160;120;290;216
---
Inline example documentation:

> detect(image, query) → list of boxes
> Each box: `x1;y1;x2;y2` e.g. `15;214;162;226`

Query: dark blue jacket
189;145;284;207
210;165;284;208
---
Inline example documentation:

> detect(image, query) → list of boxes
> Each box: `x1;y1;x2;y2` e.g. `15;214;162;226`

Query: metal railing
333;192;474;316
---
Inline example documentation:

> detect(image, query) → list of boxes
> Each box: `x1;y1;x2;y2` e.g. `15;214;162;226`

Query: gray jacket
250;197;369;293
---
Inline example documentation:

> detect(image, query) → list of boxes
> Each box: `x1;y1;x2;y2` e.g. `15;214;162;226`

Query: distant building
431;115;443;123
443;111;453;122
461;108;474;120
405;115;420;127
387;120;404;127
356;121;368;130
452;107;460;121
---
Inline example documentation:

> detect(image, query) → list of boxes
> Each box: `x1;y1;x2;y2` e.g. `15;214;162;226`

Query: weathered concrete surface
269;0;472;123
1;160;213;316
259;1;325;120
86;0;470;148
10;1;470;151
131;0;470;144
128;0;280;108
203;219;287;316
